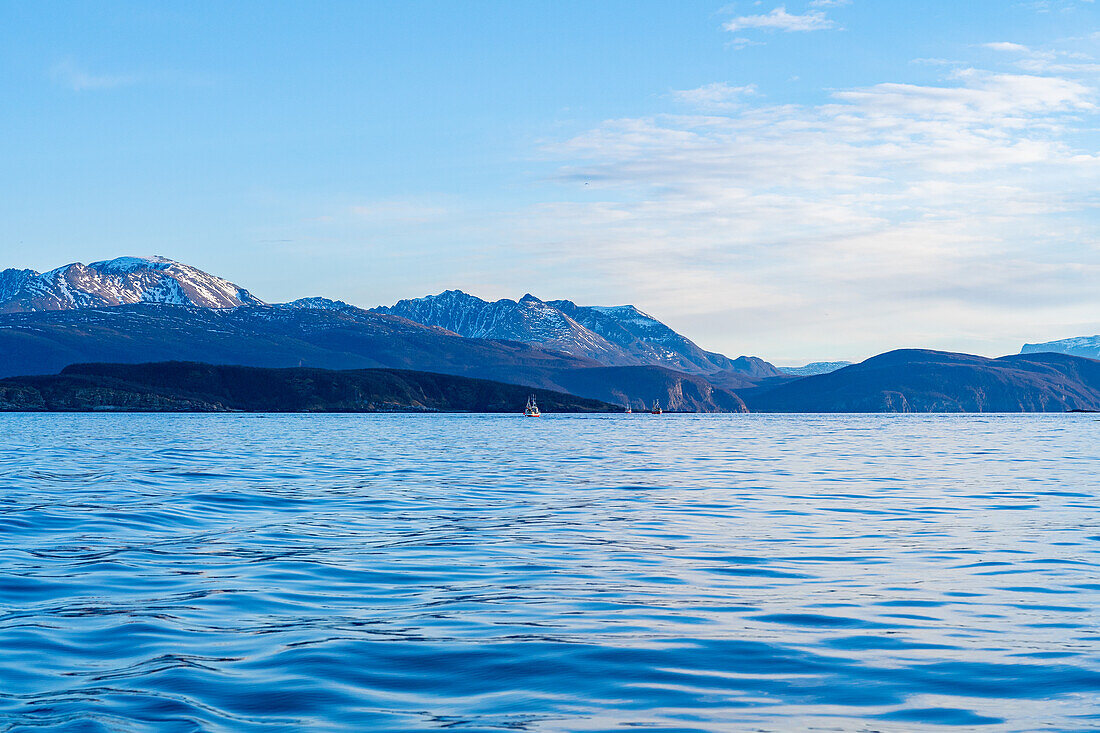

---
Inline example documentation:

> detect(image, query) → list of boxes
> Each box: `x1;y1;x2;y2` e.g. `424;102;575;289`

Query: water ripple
0;413;1096;731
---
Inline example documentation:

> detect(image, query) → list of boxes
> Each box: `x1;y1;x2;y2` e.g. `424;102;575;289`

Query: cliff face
549;366;749;413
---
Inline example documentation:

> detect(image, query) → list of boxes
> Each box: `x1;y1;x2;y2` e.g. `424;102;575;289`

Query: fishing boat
651;399;662;415
625;401;632;414
524;394;541;417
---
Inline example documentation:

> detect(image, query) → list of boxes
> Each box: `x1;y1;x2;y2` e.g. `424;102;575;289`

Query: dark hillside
0;362;618;413
746;349;1100;412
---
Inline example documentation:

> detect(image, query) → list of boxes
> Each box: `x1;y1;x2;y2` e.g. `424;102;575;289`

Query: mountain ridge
1021;335;1100;360
0;256;262;313
374;289;775;376
745;349;1100;412
5;256;1093;413
0;257;777;384
0;304;751;411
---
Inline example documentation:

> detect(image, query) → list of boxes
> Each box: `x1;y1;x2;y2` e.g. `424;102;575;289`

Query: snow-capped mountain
0;301;597;380
779;361;853;376
546;299;753;373
1020;335;1100;360
0;303;754;410
0;256;263;313
0;257;782;402
374;290;771;374
374;291;632;364
275;297;359;312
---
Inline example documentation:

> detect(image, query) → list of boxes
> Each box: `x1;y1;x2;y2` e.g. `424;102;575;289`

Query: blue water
0;414;1097;732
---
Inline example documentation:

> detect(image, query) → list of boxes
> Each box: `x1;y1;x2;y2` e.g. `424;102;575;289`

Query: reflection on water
0;413;1096;731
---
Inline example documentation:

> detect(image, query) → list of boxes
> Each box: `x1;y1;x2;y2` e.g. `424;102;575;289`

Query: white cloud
1021;0;1096;12
724;6;836;33
726;37;764;50
50;59;136;91
525;70;1100;360
809;0;851;6
984;41;1032;53
672;82;758;110
982;42;1100;75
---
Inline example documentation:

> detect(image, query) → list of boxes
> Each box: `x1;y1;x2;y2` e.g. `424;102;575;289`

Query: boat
625;402;632;414
651;399;662;415
524;394;541;417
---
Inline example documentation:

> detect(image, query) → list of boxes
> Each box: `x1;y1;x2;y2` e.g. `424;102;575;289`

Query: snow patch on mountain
1021;336;1100;359
0;256;263;313
0;269;35;302
276;297;359;312
374;290;629;364
547;298;749;373
779;361;853;376
376;289;774;375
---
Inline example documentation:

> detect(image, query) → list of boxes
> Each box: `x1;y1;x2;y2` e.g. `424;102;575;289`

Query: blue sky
1;1;1098;362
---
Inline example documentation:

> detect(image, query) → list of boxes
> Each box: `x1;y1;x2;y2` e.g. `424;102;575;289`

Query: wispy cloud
724;6;837;33
1019;0;1096;13
48;59;217;92
982;40;1100;74
726;37;765;50
984;41;1032;53
528;69;1100;359
50;59;137;91
672;82;757;110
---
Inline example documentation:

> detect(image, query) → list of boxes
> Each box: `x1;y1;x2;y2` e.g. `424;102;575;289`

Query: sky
1;1;1098;364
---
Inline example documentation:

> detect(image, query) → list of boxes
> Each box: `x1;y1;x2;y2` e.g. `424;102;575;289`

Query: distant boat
524;394;541;417
625;401;632;414
651;399;662;415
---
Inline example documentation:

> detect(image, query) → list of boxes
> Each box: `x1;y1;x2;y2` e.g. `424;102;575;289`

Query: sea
0;413;1097;732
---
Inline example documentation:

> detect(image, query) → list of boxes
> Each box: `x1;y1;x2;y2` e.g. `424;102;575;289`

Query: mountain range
748;350;1100;412
374;290;762;375
0;255;1096;412
0;257;773;411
